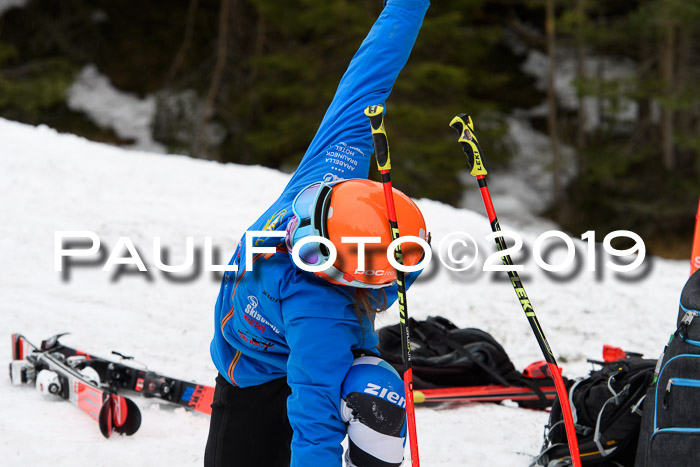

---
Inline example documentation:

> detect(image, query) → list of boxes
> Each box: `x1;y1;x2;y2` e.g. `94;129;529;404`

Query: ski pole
449;114;582;467
365;104;420;466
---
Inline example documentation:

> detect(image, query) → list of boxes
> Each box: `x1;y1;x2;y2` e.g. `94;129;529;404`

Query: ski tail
51;339;215;415
11;333;20;360
99;394;142;438
12;333;142;438
50;356;142;438
142;372;215;415
179;383;214;415
12;333;25;361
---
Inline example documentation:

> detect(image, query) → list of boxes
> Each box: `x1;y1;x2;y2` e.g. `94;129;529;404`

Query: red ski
37;333;214;415
10;334;142;438
414;384;557;405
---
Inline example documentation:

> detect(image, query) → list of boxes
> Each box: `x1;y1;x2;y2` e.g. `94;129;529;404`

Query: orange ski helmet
285;179;428;288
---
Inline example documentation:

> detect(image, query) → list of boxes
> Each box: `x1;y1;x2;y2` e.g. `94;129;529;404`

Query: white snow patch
0;0;27;16
460;116;576;228
521;48;640;131
67;65;165;153
0;118;690;466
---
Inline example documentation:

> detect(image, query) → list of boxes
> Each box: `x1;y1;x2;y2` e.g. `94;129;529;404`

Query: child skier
205;1;431;466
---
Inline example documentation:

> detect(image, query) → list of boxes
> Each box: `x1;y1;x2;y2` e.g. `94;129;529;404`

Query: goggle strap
314;185;331;234
315;185;332;256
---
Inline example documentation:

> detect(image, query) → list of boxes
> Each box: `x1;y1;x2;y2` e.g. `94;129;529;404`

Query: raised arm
286;0;430;191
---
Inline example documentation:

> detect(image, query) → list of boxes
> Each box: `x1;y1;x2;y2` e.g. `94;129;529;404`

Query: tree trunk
195;0;232;160
546;0;561;203
596;2;605;128
164;0;199;87
637;37;653;132
676;26;691;168
575;0;586;176
660;14;675;171
238;10;267;165
249;11;266;85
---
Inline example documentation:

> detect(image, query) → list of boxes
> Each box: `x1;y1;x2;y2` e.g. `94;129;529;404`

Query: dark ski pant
204;374;292;467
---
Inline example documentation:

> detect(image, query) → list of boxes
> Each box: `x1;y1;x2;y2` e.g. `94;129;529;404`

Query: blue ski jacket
210;1;430;465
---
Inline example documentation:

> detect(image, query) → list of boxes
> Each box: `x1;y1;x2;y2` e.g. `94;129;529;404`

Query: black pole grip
365;105;391;171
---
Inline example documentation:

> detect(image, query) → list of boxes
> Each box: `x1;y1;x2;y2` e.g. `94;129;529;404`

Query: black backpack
634;270;700;467
377;316;554;408
533;356;656;467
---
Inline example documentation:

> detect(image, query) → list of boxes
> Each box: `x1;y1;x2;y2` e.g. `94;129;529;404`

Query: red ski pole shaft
365;104;420;466
449;114;582;467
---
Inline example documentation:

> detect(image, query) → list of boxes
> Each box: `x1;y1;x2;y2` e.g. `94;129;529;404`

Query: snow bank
0;118;689;465
67;65;166;153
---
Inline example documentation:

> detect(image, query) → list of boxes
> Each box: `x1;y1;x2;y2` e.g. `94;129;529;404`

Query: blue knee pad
341;356;406;466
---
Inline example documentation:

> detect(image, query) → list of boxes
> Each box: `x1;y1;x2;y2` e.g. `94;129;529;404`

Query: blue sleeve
284;0;430;192
284;312;360;467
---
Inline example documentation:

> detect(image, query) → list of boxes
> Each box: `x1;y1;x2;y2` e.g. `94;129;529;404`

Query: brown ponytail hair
353;288;388;332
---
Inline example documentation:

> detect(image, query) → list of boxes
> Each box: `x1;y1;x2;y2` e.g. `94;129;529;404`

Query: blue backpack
635;269;700;467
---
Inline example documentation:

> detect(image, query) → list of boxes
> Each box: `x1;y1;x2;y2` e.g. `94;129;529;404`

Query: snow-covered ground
0;118;690;466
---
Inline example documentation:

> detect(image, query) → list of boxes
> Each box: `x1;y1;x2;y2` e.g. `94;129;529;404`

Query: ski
38;333;214;415
413;384;556;405
10;333;142;438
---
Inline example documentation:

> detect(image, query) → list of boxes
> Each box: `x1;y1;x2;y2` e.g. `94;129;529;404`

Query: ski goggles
285;182;333;266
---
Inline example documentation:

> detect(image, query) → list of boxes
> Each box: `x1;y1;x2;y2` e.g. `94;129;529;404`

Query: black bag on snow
377;316;554;408
634;269;700;467
532;356;656;467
